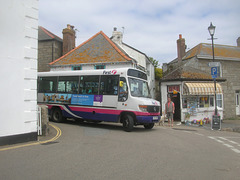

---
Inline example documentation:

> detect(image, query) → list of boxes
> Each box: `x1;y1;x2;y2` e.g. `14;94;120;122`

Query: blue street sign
211;67;218;78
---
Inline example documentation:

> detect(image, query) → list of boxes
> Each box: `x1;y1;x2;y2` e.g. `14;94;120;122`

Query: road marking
208;136;240;155
223;144;234;148
0;123;61;152
231;148;240;154
208;136;215;140
218;137;227;140
229;140;238;145
183;131;192;134
216;140;224;143
194;133;204;136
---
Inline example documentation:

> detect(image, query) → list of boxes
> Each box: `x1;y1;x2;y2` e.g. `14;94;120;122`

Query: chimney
177;34;186;63
237;37;240;47
62;24;76;55
112;27;123;45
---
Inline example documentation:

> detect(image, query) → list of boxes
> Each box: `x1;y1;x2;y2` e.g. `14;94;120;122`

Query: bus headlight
139;105;148;112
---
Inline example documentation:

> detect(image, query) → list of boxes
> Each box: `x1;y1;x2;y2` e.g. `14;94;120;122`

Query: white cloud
39;0;240;65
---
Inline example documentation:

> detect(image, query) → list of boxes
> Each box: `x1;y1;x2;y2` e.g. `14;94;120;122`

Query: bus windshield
128;78;151;98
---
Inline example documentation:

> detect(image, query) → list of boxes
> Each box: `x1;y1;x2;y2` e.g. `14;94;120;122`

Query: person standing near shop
165;96;175;127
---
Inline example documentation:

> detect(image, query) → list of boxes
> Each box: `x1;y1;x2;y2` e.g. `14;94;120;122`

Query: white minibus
38;68;161;131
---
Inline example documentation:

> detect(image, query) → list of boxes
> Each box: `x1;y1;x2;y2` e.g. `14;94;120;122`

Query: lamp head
208;22;216;36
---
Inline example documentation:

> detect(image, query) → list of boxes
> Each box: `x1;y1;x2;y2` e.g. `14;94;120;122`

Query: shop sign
211;115;221;130
168;85;180;93
208;62;221;67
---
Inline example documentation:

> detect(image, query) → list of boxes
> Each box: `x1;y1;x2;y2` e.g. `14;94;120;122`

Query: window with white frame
216;94;223;108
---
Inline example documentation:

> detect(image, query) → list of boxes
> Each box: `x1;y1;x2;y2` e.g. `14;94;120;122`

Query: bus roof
38;68;145;77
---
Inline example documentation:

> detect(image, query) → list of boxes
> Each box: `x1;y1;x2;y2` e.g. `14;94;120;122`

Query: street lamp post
208;22;218;116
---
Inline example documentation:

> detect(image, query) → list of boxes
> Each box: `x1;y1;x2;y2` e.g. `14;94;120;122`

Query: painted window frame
94;65;105;69
72;65;82;71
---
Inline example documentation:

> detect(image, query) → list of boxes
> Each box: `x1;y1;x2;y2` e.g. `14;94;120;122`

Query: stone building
162;34;240;120
38;26;63;72
38;24;76;72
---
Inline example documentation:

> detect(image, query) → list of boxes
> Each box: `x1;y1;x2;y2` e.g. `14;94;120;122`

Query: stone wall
196;59;240;119
39;105;49;136
38;40;62;72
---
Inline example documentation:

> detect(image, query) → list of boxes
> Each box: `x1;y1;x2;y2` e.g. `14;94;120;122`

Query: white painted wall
121;44;146;68
0;0;38;137
51;62;133;71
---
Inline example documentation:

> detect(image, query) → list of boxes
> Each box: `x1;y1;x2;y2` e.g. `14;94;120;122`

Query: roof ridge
39;26;62;41
100;31;131;61
50;31;103;65
40;26;54;39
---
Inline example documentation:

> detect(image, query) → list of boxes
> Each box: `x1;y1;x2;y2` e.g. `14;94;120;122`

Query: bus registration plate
153;116;159;120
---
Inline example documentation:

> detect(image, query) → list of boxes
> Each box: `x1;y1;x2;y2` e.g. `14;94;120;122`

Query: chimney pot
112;27;123;45
179;34;182;39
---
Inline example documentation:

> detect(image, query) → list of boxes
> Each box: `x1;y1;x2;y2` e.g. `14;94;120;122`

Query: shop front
182;82;223;125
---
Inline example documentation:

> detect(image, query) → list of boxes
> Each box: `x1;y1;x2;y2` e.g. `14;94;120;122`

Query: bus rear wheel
144;123;154;129
51;108;63;123
122;114;134;132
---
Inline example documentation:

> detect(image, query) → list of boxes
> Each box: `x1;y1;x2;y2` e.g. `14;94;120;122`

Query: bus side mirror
119;81;124;87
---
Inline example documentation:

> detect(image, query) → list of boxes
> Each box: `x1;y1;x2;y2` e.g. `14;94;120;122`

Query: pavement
175;119;240;133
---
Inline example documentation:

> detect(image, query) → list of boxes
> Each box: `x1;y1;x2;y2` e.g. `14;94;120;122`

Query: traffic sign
211;67;218;78
208;62;221;67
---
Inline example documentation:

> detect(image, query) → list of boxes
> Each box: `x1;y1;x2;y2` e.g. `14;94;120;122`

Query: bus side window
80;76;99;95
38;77;57;93
100;75;119;95
57;76;79;93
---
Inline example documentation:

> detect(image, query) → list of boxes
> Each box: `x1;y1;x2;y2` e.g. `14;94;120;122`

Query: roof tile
50;31;131;66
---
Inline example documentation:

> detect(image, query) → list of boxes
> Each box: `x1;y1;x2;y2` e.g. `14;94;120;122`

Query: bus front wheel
144;123;154;129
122;114;134;132
51;108;63;123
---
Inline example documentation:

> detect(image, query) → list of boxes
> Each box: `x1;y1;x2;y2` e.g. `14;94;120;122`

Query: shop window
210;96;214;107
216;94;223;108
199;96;209;108
182;98;187;108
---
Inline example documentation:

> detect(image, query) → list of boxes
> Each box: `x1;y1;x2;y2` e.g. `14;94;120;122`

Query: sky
39;0;240;66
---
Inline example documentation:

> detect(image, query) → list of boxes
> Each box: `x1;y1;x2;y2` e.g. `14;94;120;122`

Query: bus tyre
52;108;63;123
122;114;134;132
144;123;154;129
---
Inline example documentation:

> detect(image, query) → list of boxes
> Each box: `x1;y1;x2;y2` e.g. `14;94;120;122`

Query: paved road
0;121;240;180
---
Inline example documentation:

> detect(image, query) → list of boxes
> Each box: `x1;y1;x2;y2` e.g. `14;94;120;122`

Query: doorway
236;92;240;116
171;93;181;121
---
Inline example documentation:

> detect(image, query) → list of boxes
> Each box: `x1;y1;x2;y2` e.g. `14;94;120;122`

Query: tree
149;57;162;80
149;57;160;68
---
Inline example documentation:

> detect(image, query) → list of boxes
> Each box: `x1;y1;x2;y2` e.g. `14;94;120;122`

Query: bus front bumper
136;115;160;124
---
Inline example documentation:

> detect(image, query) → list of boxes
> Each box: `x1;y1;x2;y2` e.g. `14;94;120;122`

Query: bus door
118;77;128;103
99;75;119;108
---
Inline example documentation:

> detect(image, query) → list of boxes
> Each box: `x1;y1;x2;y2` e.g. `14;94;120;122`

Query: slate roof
183;43;240;61
163;66;212;81
50;31;132;66
38;26;62;42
